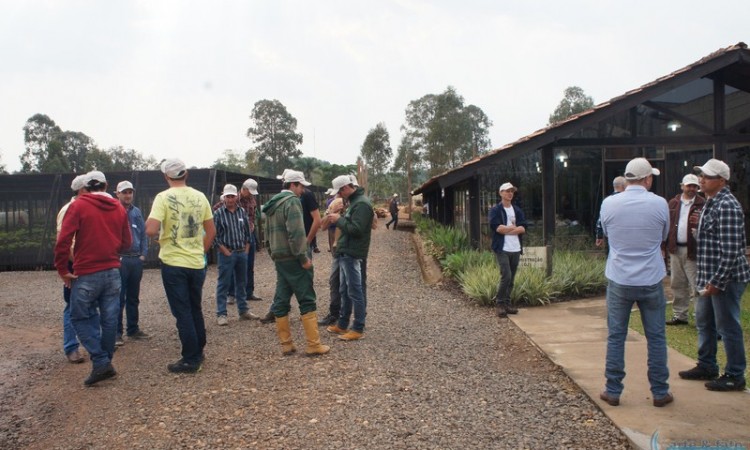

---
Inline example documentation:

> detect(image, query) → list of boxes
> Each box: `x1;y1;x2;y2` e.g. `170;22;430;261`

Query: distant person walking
386;193;399;230
679;159;749;392
595;176;626;247
54;171;132;386
664;174;704;326
489;182;527;317
115;180;150;345
599;158;672;407
146;159;215;374
262;170;329;356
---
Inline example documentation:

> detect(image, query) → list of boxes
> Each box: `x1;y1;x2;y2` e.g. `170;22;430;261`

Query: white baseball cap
280;170;310;186
349;175;359;186
330;175;353;195
694;159;730;181
624;158;660;180
71;175;87;191
222;184;238;197
499;182;516;192
242;178;259;195
85;171;107;187
161;158;187;179
680;174;700;186
116;181;134;192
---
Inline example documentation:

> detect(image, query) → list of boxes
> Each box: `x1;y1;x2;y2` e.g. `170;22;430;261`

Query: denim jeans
604;280;670;398
695;281;747;377
216;251;248;317
69;269;121;368
338;254;366;332
226;233;257;298
161;264;207;365
62;261;79;355
118;256;144;336
494;251;520;305
328;255;341;317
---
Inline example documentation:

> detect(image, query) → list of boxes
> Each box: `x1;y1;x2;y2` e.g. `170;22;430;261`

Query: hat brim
693;165;719;177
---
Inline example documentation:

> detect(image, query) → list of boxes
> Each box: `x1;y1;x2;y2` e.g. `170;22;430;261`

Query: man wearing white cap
261;170;329;355
679;159;749;392
213;184;257;325
489;182;527;317
55;174;88;364
664;174;705;326
146;159;216;373
55;171;132;386
239;178;262;302
115;180;150;344
386;193;399;230
599;157;672;407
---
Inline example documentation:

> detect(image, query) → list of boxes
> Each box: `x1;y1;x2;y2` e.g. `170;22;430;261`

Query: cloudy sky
0;0;747;173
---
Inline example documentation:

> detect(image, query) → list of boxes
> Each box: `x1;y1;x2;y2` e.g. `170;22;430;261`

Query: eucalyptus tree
247;99;303;176
360;122;392;197
548;86;595;125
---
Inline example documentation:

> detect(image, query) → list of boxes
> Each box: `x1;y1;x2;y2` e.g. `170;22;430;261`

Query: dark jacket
335;187;373;259
666;193;705;260
489;202;528;254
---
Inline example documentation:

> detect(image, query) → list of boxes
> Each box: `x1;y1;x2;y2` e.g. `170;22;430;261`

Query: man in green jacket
262;170;329;356
325;175;374;341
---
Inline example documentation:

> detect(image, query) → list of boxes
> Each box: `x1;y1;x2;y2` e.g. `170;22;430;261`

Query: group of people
596;157;748;408
54;158;375;386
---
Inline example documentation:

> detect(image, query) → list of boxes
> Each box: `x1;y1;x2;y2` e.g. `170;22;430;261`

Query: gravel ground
0;221;629;449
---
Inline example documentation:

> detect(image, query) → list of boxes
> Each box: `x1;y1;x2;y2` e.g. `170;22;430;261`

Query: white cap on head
499;182;516;192
116;181;134;192
280;170;311;186
393;193;398;197
85;171;107;187
222;184;238;196
325;188;335;196
276;169;293;180
161;158;187;179
349;175;359;186
71;175;87;191
694;159;730;181
242;178;259;195
680;174;700;186
330;175;352;195
624;157;660;180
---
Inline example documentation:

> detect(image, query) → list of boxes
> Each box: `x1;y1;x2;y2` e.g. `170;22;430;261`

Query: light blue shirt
600;184;669;286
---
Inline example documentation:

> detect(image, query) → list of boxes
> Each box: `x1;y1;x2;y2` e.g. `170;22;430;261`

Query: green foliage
360;123;393;199
425;224;470;261
512;267;558;306
441;250;494;279
548;86;595;125
552;252;608;297
457;261;499;305
247;99;303;176
213;149;250;173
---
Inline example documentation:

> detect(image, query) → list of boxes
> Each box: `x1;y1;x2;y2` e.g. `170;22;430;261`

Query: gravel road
0;221;629;449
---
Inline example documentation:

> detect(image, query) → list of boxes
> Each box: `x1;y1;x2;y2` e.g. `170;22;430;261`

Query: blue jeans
227;233;257;298
118;256;144;336
604;280;670;398
216;251;248;316
337;254;366;332
695;281;747;377
161;264;207;365
494;251;520;305
69;269;121;368
62;261;80;355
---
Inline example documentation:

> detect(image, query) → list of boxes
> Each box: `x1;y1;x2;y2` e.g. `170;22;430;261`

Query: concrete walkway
510;297;750;450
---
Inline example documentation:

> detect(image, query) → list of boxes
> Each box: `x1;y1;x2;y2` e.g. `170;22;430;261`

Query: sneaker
339;330;364;341
599;391;620;406
227;296;236;305
259;311;276;324
84;363;117;386
317;314;338;326
115;336;125;347
66;349;85;364
666;318;688;326
247;294;263;301
167;359;202;374
653;393;674;407
705;374;746;392
217;316;228;326
127;330;151;340
327;324;347;335
239;311;260;321
679;365;719;380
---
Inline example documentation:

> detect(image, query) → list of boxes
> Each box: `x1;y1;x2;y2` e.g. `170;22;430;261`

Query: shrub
551;252;607;297
441;250;495;279
426;224;470;261
512;267;558;306
457;261;500;305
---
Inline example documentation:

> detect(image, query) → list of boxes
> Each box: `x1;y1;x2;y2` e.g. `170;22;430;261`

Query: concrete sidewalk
511;297;750;450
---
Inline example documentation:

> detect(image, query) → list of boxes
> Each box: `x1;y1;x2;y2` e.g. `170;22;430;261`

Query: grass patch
629;288;750;378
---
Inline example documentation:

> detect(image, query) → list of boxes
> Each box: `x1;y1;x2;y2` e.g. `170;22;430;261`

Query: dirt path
0;221;628;449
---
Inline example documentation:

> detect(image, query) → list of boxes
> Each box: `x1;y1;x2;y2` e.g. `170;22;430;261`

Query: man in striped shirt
214;184;258;326
679;159;749;392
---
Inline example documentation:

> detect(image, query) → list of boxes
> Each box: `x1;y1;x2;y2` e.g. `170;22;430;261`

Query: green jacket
261;191;308;264
335;187;374;259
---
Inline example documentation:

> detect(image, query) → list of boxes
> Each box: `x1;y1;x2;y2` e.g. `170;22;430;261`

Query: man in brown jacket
665;174;705;325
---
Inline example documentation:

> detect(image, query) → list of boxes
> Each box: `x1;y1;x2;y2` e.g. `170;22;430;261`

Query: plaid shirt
239;194;257;233
696;186;750;290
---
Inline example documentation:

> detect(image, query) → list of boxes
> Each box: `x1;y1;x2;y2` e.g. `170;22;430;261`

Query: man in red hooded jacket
54;171;131;386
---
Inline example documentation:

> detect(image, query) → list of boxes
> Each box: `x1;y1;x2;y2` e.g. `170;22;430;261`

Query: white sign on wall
519;246;548;270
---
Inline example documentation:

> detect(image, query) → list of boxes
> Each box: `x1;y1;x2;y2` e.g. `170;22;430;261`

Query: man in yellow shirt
146;159;215;374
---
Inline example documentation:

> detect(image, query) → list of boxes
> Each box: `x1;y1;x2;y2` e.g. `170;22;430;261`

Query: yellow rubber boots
274;315;297;356
300;312;330;356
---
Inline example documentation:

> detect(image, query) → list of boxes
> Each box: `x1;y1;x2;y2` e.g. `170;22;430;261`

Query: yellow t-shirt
148;186;213;269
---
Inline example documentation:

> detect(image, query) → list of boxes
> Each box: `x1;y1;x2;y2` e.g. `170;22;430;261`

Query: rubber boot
300;311;330;356
274;316;296;356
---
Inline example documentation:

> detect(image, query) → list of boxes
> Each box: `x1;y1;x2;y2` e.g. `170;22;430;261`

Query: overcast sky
0;1;747;173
